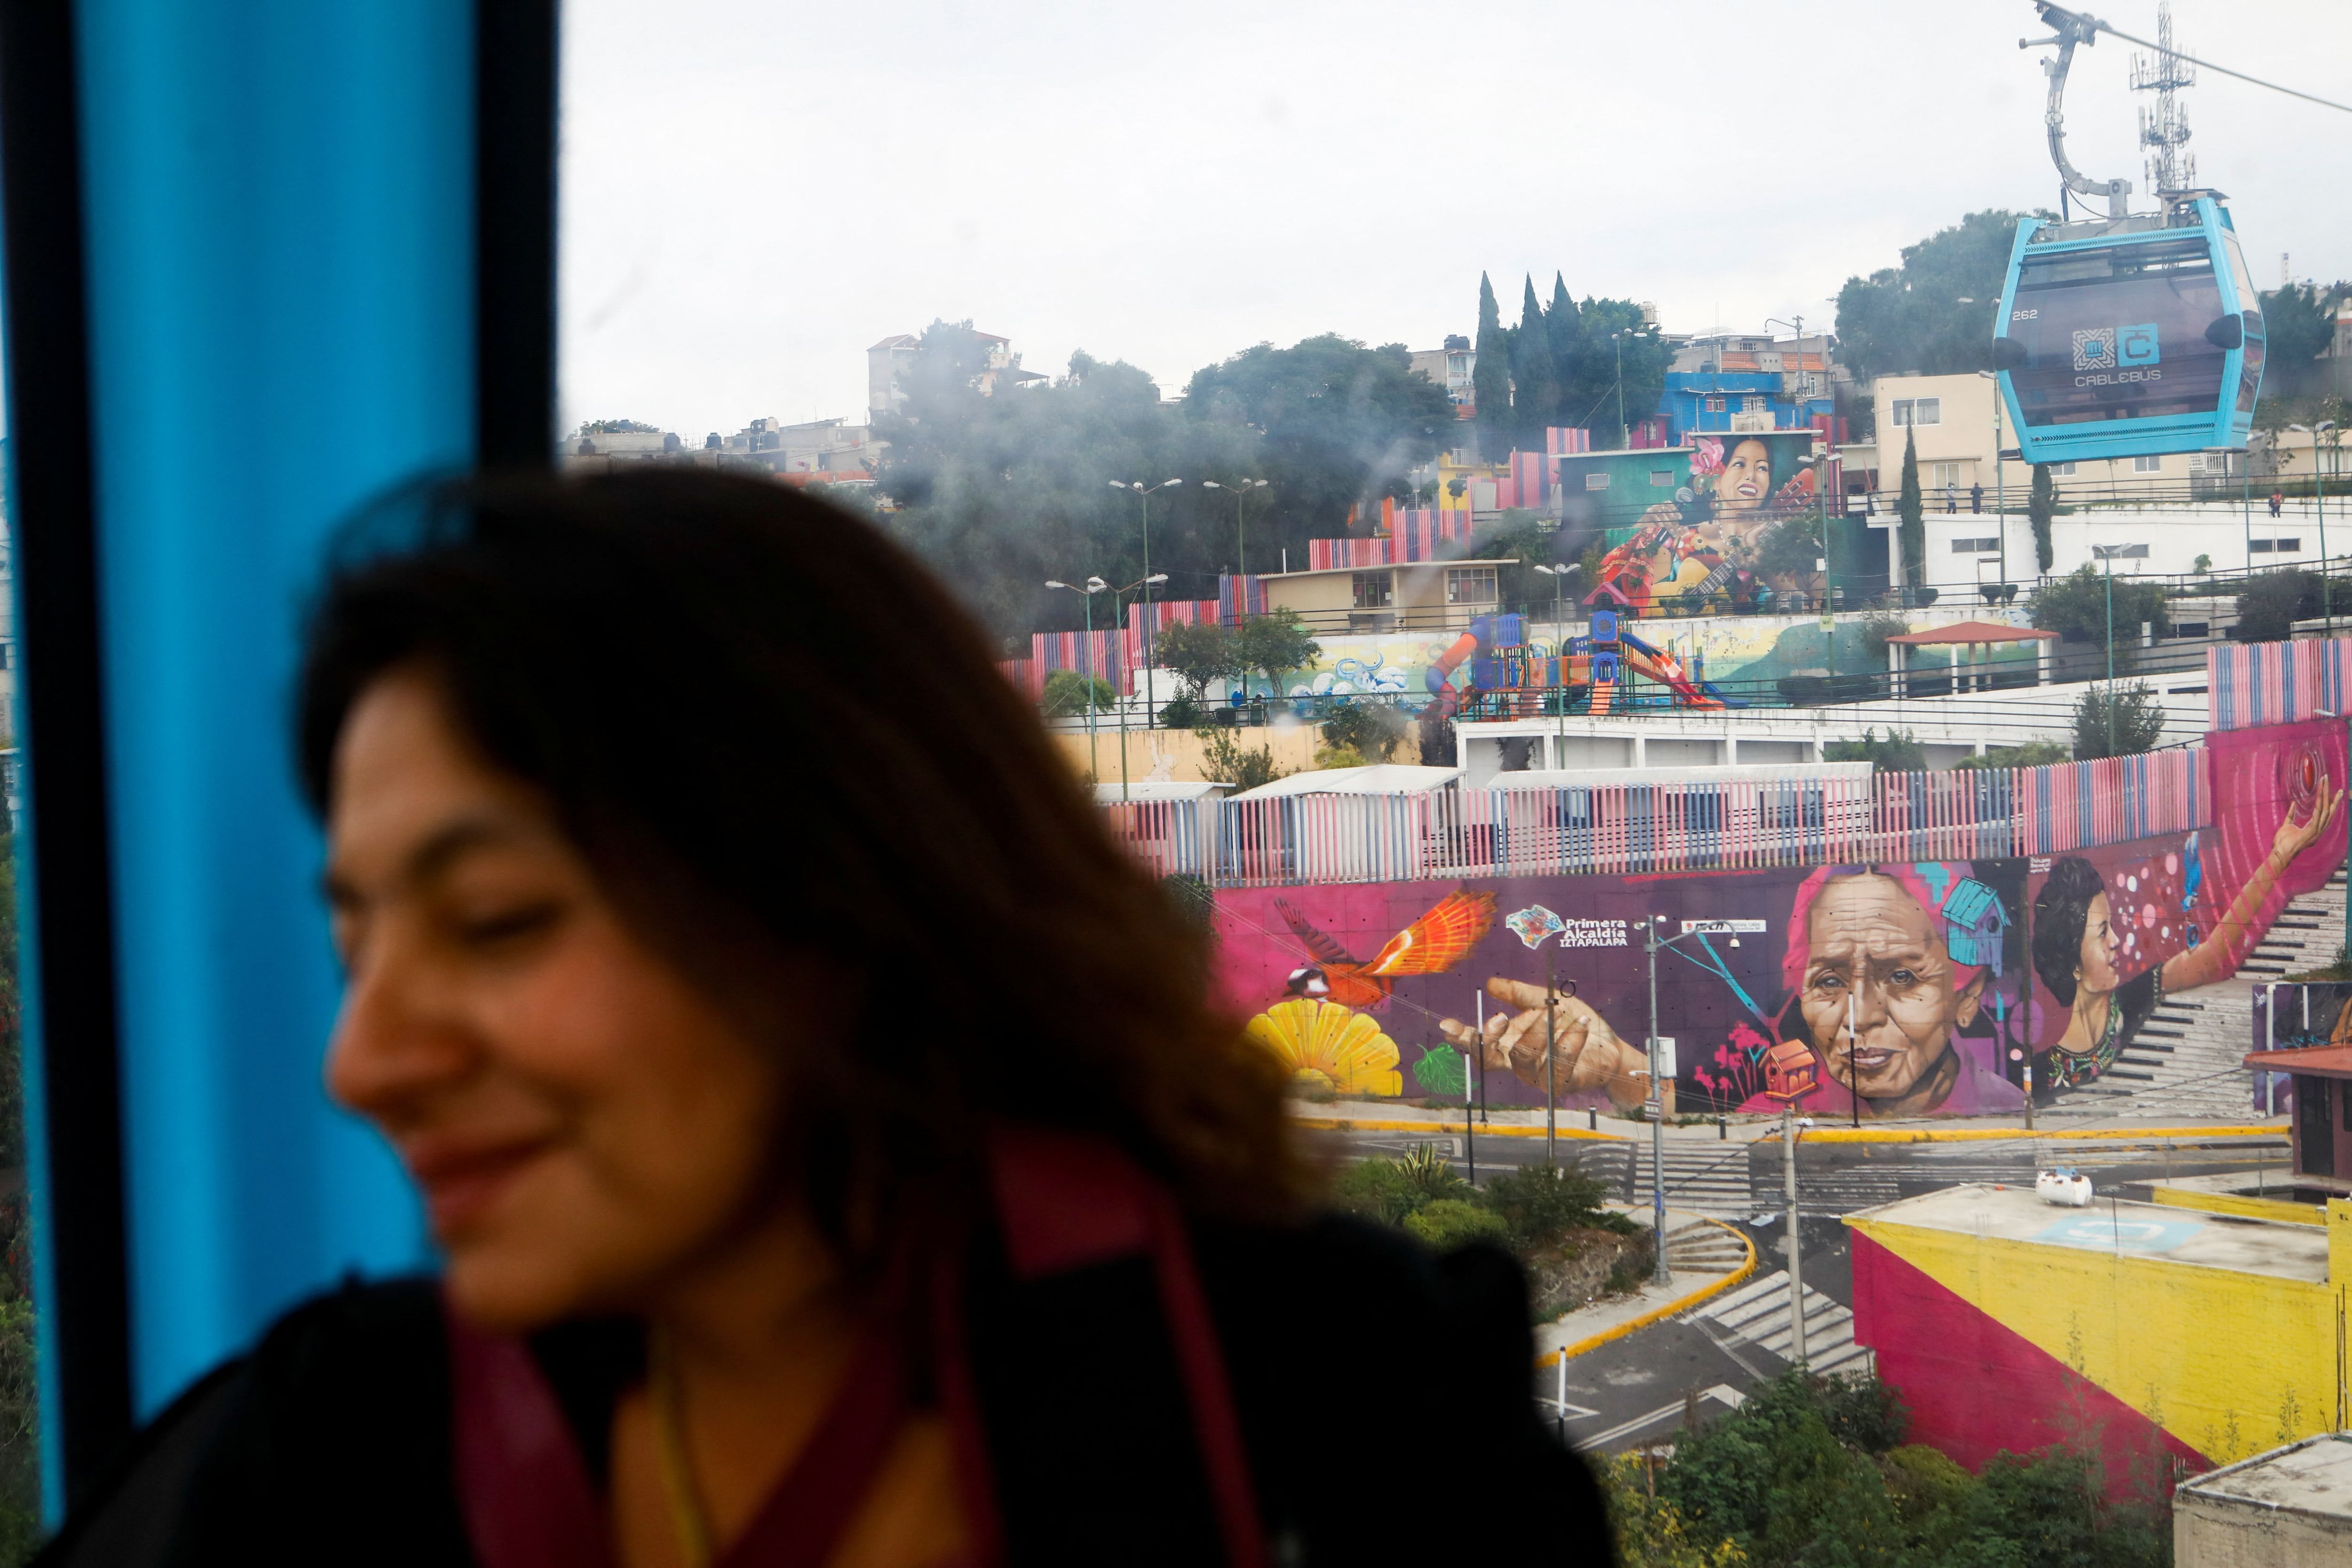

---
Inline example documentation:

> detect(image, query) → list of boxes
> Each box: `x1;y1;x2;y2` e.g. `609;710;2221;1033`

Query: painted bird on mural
1277;889;1497;1008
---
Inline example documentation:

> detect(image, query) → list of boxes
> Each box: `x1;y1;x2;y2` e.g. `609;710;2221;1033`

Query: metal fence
1104;746;2209;888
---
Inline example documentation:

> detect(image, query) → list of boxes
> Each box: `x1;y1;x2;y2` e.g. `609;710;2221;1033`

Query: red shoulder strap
444;1301;617;1568
972;1128;1269;1568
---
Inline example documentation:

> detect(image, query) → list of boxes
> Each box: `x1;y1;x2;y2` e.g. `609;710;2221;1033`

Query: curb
1795;1123;2283;1145
1536;1216;1758;1368
1291;1115;1625;1141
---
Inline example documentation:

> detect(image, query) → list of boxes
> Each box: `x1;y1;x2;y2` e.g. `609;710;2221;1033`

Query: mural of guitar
1275;889;1498;1007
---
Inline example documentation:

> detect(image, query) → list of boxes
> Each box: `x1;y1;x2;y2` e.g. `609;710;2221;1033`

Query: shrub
1824;727;1926;774
1477;1161;1625;1251
1328;1145;1463;1225
1954;740;2070;771
1319;699;1410;763
1401;1199;1510;1251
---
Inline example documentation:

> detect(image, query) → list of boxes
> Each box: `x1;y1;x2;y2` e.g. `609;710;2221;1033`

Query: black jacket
38;1214;1610;1567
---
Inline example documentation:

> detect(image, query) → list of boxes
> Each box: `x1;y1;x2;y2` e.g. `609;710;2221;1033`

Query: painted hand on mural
2269;777;2342;867
1437;978;1651;1112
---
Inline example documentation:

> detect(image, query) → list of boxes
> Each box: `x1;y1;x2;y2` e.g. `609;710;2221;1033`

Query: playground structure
1419;609;1738;723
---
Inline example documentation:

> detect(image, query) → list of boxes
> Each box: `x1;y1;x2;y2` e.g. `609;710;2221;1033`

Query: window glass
2006;236;2226;424
2132;454;2163;472
1446;567;1498;605
1915;397;1940;425
1351;571;1392;609
1891;399;1913;426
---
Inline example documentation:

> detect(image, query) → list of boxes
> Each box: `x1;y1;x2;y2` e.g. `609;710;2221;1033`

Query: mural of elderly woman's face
2076;890;2122;997
1799;874;1986;1101
1716;439;1772;511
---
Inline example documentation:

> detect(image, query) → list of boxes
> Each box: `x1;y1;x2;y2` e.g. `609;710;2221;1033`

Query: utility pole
1545;947;1558;1168
1644;918;1669;1283
1781;1106;1807;1364
1112;479;1182;727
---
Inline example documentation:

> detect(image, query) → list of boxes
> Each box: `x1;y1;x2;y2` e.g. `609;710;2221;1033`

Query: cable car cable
2030;6;2352;118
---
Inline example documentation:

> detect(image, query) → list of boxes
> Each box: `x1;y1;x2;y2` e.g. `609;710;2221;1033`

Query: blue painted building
1654;333;1836;446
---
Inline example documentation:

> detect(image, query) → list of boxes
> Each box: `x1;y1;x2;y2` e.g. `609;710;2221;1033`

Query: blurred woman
41;471;1604;1566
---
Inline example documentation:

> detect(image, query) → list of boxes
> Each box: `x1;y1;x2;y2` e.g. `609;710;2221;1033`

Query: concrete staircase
1661;1218;1750;1279
1621;1138;1762;1214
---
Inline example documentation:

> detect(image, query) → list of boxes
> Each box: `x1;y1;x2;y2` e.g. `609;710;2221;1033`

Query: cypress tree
1897;426;1925;590
2029;462;2056;572
1473;272;1513;461
1511;274;1557;452
1545;274;1581;429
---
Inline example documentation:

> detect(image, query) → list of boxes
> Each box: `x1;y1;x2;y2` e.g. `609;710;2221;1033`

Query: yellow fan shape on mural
1246;998;1402;1098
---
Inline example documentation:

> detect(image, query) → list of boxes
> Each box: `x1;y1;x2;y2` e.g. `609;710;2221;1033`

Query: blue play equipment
0;0;556;1511
1992;7;2264;465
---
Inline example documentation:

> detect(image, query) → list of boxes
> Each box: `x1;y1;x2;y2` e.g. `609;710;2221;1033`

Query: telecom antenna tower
2130;0;2195;192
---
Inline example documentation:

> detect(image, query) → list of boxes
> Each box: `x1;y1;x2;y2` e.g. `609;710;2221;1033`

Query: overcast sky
558;0;2352;440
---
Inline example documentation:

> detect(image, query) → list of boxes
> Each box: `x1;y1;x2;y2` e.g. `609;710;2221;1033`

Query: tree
2032;563;2170;671
1232;608;1320;696
1544;273;1580;415
1151;620;1241;705
2261;282;2336;368
1510;275;1557;451
2073;680;2168;760
1834;209;2046;379
2029;462;2057;573
1897;427;1925;589
2234;568;2322;642
1041;668;1117;718
1561;298;1668;448
1185;334;1457;550
1472;272;1513;460
1753;513;1823;579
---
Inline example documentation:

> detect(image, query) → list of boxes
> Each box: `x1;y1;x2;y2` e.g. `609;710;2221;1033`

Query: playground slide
1588;679;1613;715
1615;630;1729;710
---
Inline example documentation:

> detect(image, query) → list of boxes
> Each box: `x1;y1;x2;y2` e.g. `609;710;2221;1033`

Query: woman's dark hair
297;469;1303;1271
2032;855;2108;1009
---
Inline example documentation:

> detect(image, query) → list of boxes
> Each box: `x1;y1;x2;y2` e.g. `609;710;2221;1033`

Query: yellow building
1848;1183;2348;1485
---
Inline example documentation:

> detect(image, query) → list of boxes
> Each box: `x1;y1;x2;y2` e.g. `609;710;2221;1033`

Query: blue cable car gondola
1992;6;2265;465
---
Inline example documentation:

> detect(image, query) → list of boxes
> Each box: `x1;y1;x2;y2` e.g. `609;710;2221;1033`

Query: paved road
1311;1124;2290;1216
1546;1216;1856;1454
1315;1123;2289;1454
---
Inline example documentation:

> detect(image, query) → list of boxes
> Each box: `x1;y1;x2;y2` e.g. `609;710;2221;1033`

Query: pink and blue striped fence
2208;638;2352;731
1104;748;2211;887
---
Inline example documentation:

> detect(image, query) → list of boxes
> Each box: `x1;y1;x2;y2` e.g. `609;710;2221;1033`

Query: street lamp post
1202;478;1271;577
1641;916;1742;1283
1533;563;1579;759
1044;577;1110;784
2291;424;2339;631
1111;479;1183;727
1104;573;1169;801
